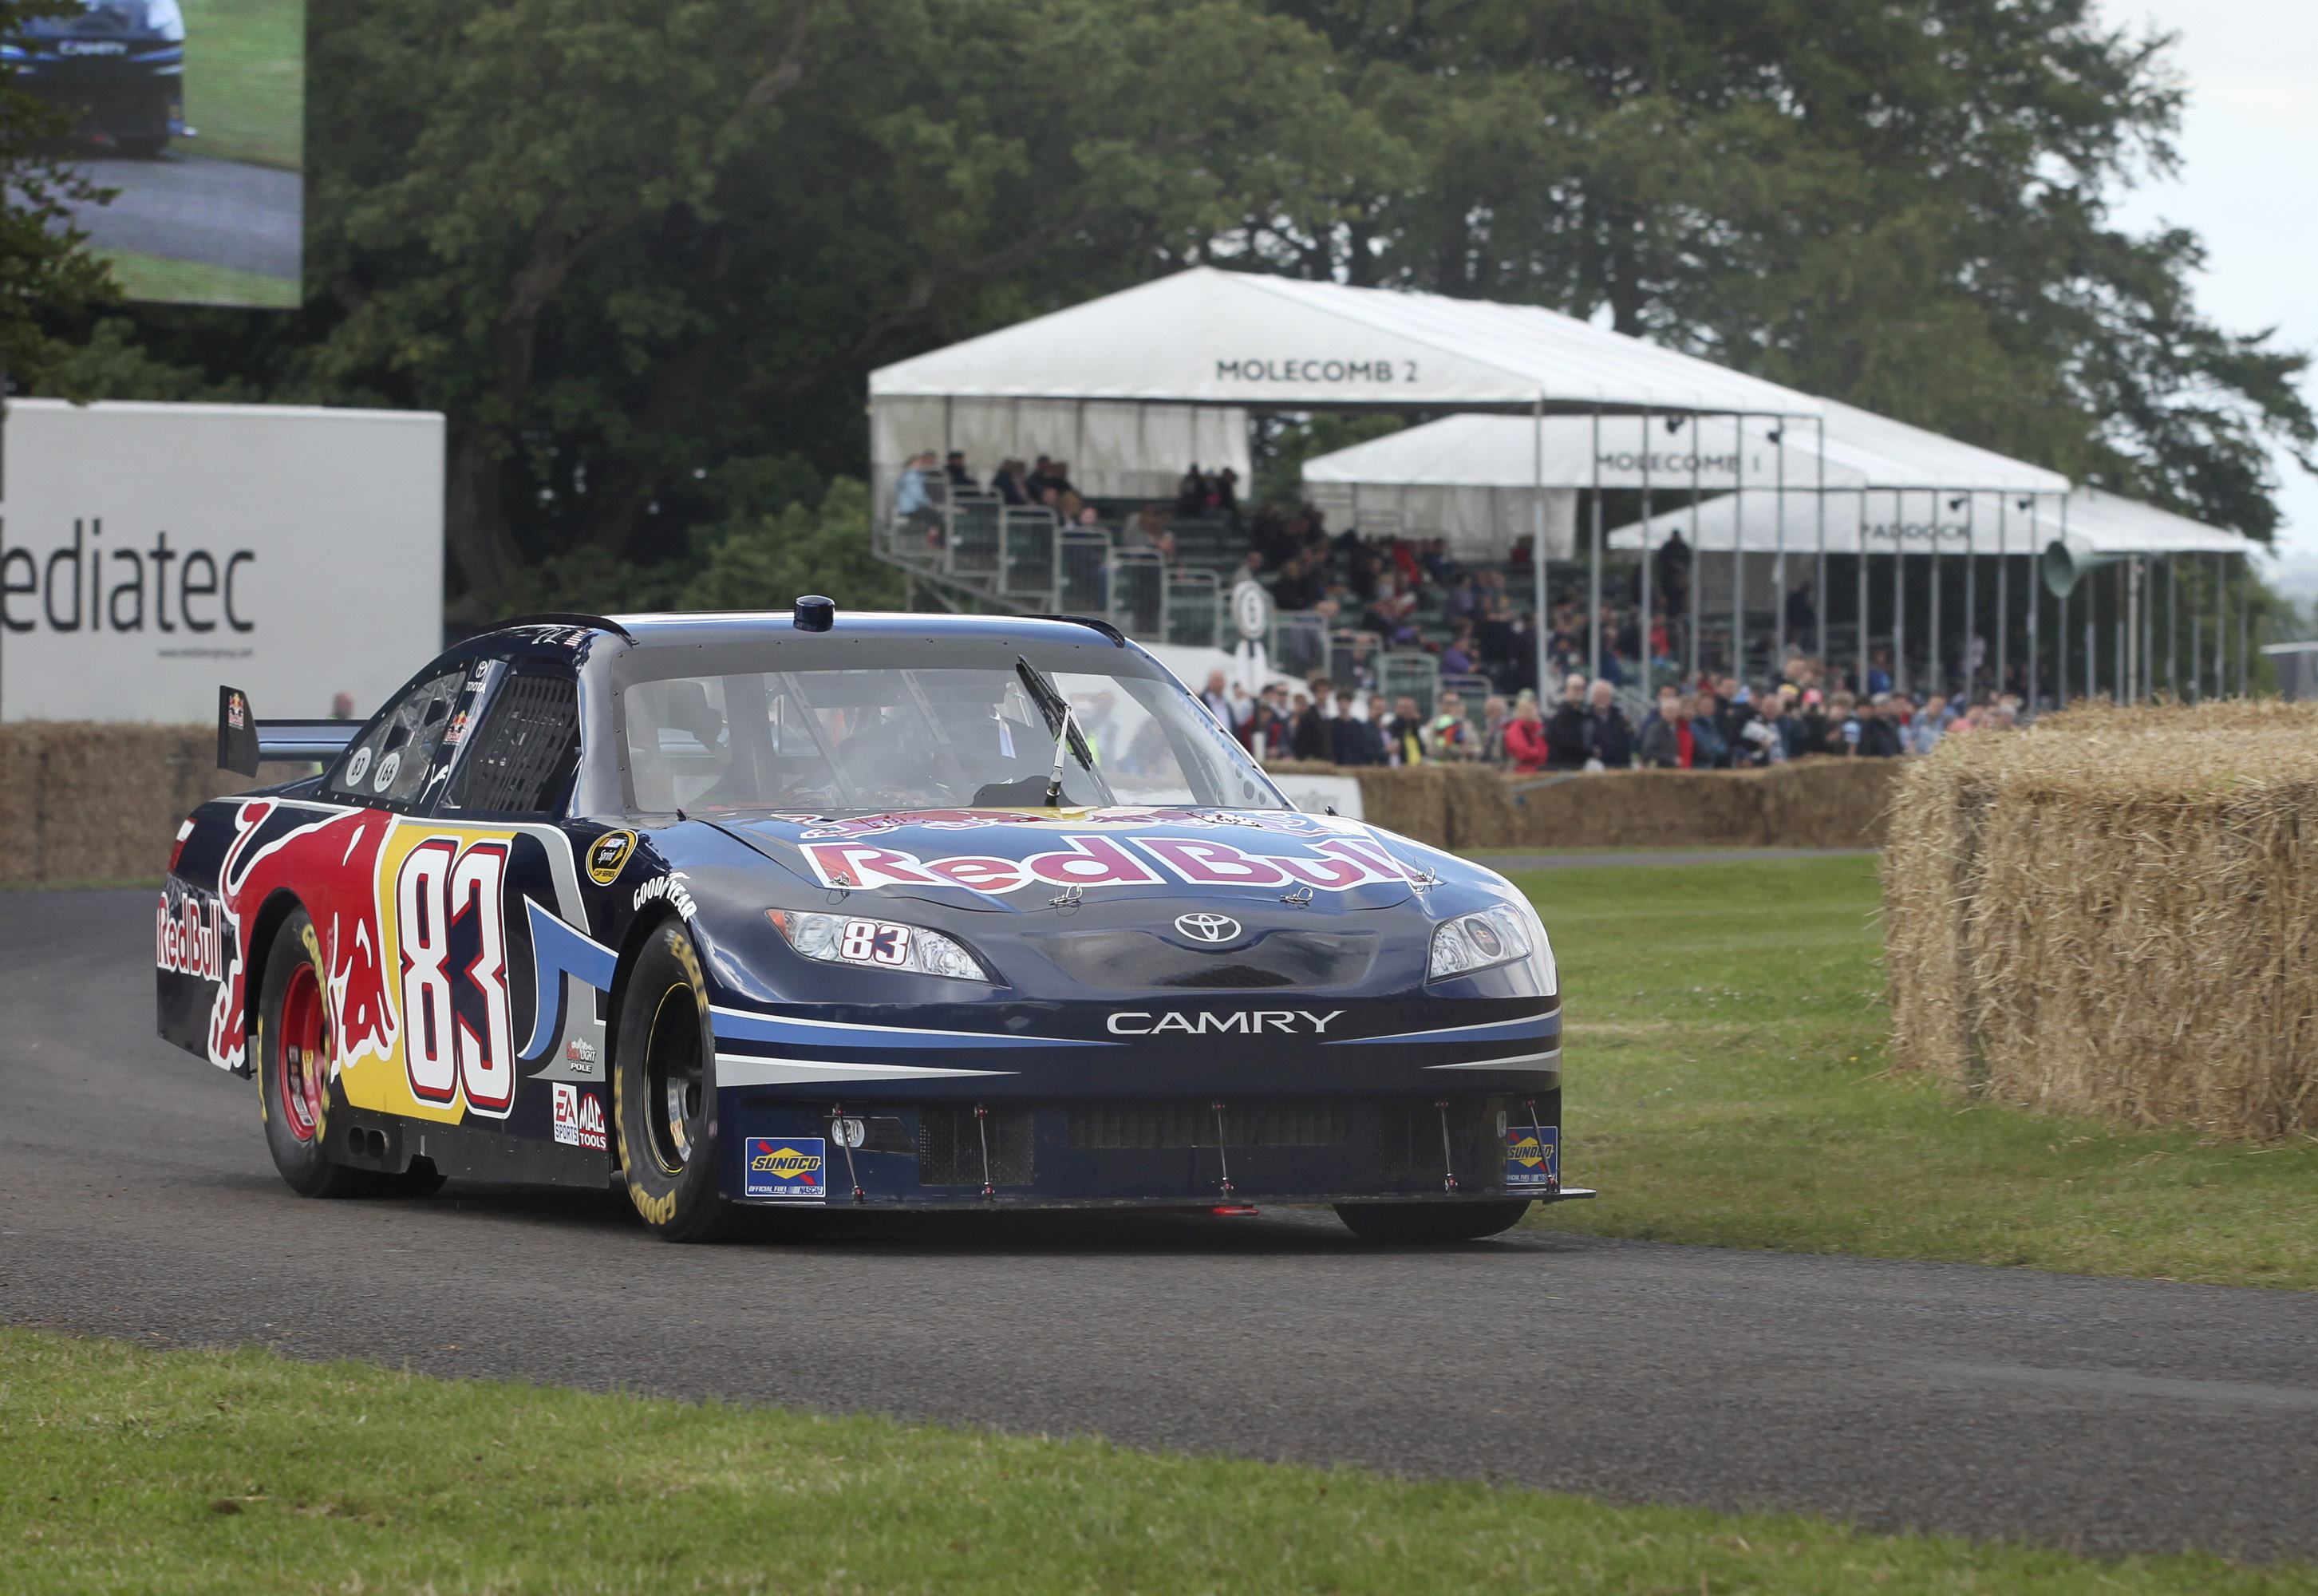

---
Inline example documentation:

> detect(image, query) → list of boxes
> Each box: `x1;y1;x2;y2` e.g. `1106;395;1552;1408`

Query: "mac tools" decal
800;833;1421;896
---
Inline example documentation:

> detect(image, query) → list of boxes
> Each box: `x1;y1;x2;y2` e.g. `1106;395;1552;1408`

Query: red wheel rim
277;960;330;1143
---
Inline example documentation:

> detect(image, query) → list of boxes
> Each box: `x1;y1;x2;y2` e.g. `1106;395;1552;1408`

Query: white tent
870;266;1822;510
1302;401;2069;555
2024;488;2256;558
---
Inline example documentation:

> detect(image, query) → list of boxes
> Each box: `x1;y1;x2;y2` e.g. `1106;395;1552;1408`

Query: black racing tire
1333;1199;1533;1243
613;920;736;1242
256;907;369;1198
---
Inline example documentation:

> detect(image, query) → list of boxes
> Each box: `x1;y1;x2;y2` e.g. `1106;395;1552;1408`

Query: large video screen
20;0;304;309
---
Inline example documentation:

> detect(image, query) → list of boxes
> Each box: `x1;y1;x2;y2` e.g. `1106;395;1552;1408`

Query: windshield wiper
1014;658;1097;777
1043;700;1079;806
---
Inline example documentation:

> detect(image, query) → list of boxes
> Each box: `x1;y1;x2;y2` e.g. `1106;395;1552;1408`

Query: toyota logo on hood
1174;912;1242;943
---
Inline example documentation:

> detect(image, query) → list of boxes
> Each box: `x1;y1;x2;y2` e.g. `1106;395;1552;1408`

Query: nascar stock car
158;602;1590;1242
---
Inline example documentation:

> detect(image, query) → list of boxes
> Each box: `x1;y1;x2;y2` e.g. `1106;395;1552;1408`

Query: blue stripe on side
710;1005;1104;1051
1325;1012;1560;1048
520;898;620;1061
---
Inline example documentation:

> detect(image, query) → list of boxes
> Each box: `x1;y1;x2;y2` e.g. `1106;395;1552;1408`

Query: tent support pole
1637;410;1652;692
1773;415;1787;671
2190;557;2202;701
2212;553;2224;697
2024;505;2038;713
2240;552;2252;695
2086;563;2098;702
1810;417;1826;674
1688;419;1702;681
1963;498;1976;702
1995;496;2008;704
1538;401;1553;698
2166;554;2178;699
1586;404;1602;685
1892;495;1905;697
1731;413;1744;685
1927;497;1940;699
1852;479;1866;693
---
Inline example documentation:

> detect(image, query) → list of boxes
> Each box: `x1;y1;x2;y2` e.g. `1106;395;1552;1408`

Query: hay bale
1883;701;2318;1140
1258;756;1897;852
1756;757;1899;848
0;722;308;885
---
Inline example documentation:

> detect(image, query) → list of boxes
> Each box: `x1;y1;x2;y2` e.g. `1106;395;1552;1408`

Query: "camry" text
1107;1009;1344;1035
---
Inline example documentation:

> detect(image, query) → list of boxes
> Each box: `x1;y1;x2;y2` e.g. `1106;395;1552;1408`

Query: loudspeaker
2041;539;2129;599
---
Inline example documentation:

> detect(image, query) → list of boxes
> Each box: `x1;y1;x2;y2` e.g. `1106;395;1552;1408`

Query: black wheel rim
643;983;705;1175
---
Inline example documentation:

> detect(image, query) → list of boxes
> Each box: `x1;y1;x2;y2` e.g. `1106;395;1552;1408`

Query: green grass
95;250;297;309
5;1326;2312;1595
183;0;304;171
1521;855;2318;1288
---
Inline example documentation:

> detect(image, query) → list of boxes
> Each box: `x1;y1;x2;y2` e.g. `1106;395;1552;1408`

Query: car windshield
615;659;1288;818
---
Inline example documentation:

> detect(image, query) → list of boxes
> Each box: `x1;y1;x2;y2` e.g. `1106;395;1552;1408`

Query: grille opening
917;1104;1034;1186
1068;1099;1350;1150
1039;930;1376;990
1378;1096;1506;1183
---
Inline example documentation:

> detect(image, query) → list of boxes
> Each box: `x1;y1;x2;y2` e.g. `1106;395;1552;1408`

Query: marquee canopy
1601;485;2253;558
2025;488;2257;558
1301;401;2068;497
870;267;1824;417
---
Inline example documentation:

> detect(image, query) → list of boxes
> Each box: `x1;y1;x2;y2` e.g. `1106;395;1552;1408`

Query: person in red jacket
1503;693;1549;773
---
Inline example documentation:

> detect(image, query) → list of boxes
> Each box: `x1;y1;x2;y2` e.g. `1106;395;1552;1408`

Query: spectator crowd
902;449;2022;776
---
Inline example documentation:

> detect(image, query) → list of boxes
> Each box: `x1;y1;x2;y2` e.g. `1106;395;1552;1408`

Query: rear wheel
256;909;366;1198
613;922;736;1242
1334;1199;1532;1243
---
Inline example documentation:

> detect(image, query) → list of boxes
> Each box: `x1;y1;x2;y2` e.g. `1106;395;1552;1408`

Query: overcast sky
2098;0;2318;598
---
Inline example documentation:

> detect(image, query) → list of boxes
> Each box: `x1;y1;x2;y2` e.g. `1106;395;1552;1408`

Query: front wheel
613;921;736;1242
1334;1199;1532;1243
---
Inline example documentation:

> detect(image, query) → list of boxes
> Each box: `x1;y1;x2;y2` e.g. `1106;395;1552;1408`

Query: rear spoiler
217;685;361;776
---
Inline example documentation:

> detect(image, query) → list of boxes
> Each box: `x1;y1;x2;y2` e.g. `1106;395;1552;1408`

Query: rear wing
217;685;361;776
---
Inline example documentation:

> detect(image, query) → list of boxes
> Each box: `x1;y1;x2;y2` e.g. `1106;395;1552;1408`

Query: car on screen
11;0;188;157
156;604;1589;1243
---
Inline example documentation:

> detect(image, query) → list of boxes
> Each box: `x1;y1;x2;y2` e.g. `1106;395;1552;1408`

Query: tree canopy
41;0;2313;616
0;0;120;388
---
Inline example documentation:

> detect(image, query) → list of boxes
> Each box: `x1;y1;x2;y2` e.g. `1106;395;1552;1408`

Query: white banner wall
0;400;444;724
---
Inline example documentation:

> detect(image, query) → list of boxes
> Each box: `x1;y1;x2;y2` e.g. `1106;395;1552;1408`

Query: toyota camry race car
157;603;1589;1242
11;0;188;157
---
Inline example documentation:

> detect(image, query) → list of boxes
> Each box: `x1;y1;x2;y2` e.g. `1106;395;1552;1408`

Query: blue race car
158;603;1589;1242
12;0;188;157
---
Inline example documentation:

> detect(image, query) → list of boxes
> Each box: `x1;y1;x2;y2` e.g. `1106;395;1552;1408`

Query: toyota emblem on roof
1175;912;1242;944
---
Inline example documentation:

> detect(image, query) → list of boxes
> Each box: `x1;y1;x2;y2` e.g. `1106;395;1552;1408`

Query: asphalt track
6;888;2317;1562
65;154;300;280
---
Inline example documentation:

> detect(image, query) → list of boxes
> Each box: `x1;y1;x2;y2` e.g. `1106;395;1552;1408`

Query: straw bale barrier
0;722;306;886
1262;757;1897;853
1884;701;2318;1141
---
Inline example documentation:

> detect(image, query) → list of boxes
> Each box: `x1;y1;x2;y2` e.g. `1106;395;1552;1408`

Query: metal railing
1377;650;1442;719
1165;569;1223;648
1108;546;1167;641
1058;527;1112;616
944;492;1002;581
1001;508;1058;602
1270;612;1333;685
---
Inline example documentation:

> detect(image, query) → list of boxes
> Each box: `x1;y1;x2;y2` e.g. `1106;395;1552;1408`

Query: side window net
449;674;579;815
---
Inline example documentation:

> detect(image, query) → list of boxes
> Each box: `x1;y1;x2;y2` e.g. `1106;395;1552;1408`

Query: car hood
706;805;1494;916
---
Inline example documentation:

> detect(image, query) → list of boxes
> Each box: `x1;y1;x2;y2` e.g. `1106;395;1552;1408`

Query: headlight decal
1425;905;1535;982
767;909;993;983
